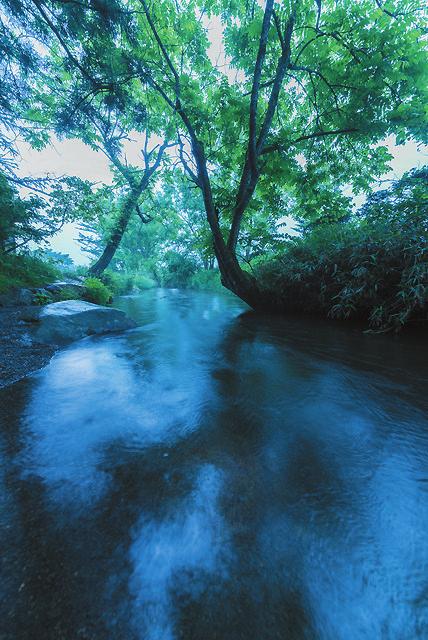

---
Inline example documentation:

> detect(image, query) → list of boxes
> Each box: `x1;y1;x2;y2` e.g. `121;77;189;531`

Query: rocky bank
0;296;136;388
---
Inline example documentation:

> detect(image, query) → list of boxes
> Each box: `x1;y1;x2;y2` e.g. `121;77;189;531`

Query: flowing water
1;289;428;640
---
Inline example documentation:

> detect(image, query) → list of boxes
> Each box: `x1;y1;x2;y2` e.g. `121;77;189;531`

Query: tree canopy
0;0;426;327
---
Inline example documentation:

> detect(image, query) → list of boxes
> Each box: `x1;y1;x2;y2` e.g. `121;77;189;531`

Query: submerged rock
34;300;136;344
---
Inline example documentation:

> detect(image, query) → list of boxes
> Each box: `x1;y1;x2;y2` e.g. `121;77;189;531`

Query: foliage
54;286;81;302
158;252;198;288
33;291;52;306
83;277;112;305
358;166;428;228
100;271;134;295
189;270;223;292
0;253;59;294
40;250;75;272
256;216;428;332
0;173;44;251
132;273;156;290
0;172;99;254
100;270;155;294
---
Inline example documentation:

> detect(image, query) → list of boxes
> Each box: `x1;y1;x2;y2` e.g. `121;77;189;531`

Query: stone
44;281;87;296
0;288;34;307
34;300;136;345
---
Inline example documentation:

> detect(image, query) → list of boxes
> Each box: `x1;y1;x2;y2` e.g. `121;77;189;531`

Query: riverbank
0;306;57;388
0;298;137;388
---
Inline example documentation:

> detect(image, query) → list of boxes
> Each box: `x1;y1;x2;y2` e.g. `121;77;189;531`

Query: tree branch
261;127;359;154
248;0;275;175
138;0;180;99
227;11;295;252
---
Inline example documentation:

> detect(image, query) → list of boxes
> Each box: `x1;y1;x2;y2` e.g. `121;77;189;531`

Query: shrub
83;277;112;305
159;252;198;288
33;291;52;306
56;286;82;302
132;273;156;290
189;269;223;291
0;253;60;293
255;220;428;332
100;270;155;294
101;271;134;295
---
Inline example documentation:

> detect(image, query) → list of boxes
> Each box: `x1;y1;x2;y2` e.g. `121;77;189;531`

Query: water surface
1;289;428;639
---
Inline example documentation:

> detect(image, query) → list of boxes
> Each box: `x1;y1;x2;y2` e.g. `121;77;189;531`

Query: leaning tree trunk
189;139;270;311
88;191;139;277
214;237;271;310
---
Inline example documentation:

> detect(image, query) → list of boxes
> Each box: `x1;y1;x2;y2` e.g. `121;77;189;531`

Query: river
1;289;428;639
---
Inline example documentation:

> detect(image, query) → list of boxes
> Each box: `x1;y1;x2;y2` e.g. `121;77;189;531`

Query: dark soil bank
0;307;56;388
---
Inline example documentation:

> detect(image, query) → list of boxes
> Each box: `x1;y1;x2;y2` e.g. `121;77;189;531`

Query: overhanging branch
261;127;359;154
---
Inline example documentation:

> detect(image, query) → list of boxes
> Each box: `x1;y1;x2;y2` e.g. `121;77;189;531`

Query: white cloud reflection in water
19;330;215;511
128;464;231;640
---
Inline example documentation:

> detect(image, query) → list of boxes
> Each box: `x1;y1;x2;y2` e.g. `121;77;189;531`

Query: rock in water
34;300;136;344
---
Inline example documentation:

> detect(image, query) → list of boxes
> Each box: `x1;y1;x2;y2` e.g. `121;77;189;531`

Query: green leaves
1;0;427;292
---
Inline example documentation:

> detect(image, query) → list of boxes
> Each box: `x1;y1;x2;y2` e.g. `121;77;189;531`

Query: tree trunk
214;240;270;310
188;137;270;310
88;191;138;277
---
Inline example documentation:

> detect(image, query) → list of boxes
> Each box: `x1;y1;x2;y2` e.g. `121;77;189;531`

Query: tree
0;171;96;253
132;0;426;307
85;130;170;276
1;0;174;274
359;166;428;229
2;0;426;307
42;59;173;275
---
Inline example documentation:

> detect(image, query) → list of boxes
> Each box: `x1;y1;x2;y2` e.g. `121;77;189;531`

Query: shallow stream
1;289;427;639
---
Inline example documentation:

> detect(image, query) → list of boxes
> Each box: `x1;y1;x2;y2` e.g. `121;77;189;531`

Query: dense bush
0;253;59;293
100;271;134;295
256;220;428;332
189;269;223;291
159;252;198;288
132;273;156;290
83;277;112;305
101;270;155;294
56;286;82;302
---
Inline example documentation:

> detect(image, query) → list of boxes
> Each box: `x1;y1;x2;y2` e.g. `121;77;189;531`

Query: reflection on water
1;288;428;639
130;464;230;640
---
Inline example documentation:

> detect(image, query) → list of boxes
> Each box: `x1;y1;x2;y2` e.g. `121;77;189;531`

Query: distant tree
359;166;428;229
0;172;98;254
54;96;173;275
41;250;75;270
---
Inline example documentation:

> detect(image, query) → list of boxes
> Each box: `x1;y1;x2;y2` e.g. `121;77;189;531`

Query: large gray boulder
34;300;136;344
